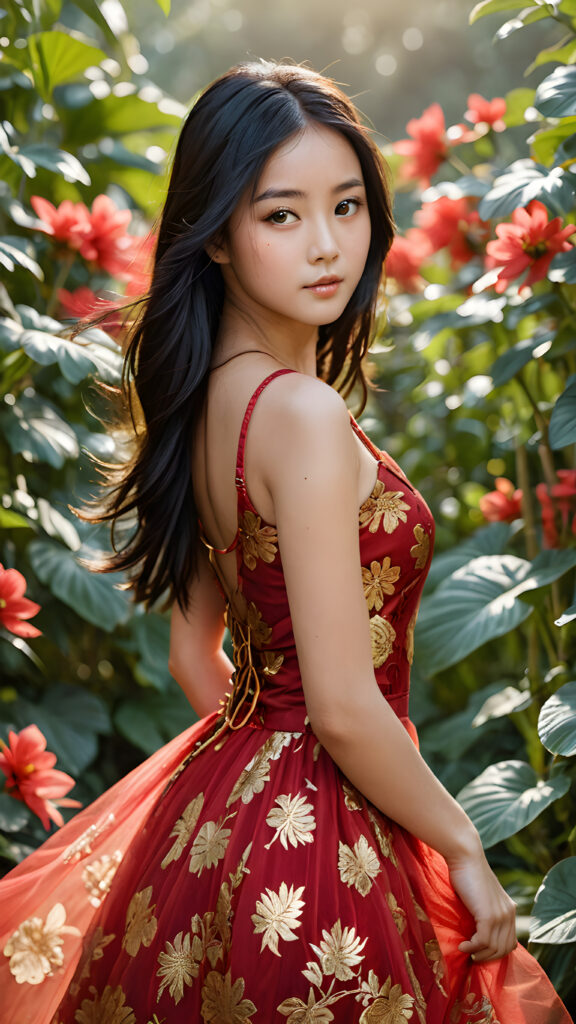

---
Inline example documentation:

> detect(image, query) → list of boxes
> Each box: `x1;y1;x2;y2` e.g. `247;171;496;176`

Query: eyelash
265;197;364;225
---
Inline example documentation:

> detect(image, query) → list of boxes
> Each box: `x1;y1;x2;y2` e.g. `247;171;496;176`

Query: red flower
0;725;81;829
536;470;576;548
58;286;123;335
393;104;478;188
393;103;450;188
0;563;42;638
77;195;135;279
465;93;507;132
414;197;490;267
486;200;575;294
30;196;90;250
479;478;523;522
384;229;432;292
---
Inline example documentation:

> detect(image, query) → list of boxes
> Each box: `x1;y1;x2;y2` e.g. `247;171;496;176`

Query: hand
446;845;518;962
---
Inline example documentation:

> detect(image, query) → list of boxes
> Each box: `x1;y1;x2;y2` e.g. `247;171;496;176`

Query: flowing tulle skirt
0;713;572;1024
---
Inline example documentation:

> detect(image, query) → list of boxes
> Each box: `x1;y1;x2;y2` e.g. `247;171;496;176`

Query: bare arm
260;374;516;962
168;544;234;719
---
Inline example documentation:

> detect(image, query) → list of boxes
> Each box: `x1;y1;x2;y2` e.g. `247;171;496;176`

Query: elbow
307;703;363;748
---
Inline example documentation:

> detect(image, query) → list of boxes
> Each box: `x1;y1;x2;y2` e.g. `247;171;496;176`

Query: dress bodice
198;368;435;748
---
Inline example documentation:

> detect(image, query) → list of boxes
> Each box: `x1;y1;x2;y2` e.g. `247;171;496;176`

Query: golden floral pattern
239;510;278;570
310;920;367;981
122;886;158;958
370;614;396;667
261;649;284;676
405;607;417;666
201;969;257;1022
74;983;136;1024
252;882;305;956
338;837;381;896
227;732;293;807
69;927;115;996
368;810;398;868
409;525;429;570
245;601;272;648
62;813;115;863
425;938;447;996
278;990;336;1022
161;793;204;869
189;815;234;876
342;778;364;811
156;930;201;1004
265;793;316;850
386;892;407;935
82;851;123;907
3;902;80;985
359;480;410;534
358;975;415;1023
362;558;401;611
403;950;427;1024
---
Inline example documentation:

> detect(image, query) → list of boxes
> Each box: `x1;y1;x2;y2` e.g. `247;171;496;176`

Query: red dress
0;369;572;1024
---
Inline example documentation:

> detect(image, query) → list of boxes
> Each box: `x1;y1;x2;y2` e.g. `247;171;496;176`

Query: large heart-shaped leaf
478;160;576;219
1;393;79;466
530;858;576;943
27;31;106;101
418;551;576;671
535;65;576;118
28;540;131;631
549;379;576;449
538;681;576;756
0;237;43;279
457;761;570;847
425;522;512;590
490;333;553;388
18;144;90;185
416;555;533;672
114;688;194;755
130;612;172;691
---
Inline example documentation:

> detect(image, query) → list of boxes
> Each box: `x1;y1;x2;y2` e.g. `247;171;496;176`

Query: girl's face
215;123;372;331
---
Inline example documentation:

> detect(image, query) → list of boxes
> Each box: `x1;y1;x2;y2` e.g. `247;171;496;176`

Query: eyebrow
254;178;365;203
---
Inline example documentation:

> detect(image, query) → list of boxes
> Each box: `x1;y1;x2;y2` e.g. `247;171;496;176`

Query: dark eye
336;199;360;217
267;209;297;225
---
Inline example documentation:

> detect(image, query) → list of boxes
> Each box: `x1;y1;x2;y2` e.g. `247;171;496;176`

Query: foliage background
0;0;575;1010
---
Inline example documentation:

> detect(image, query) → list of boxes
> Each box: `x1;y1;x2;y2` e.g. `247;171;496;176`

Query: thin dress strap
235;368;297;509
198;367;297;558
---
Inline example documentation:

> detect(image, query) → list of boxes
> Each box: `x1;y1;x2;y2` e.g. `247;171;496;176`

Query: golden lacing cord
161;545;265;793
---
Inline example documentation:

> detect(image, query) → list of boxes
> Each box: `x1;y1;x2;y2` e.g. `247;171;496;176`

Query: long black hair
79;60;396;611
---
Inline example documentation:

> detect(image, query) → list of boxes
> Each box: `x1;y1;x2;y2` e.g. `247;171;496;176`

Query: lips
305;275;342;288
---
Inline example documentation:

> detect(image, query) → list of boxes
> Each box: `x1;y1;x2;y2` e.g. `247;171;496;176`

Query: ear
205;236;230;264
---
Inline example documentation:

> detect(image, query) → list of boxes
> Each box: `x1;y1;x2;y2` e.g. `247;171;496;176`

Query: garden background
1;0;576;1008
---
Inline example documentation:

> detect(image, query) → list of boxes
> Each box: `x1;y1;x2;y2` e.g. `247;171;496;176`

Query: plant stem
516;442;538;560
46;254;75;317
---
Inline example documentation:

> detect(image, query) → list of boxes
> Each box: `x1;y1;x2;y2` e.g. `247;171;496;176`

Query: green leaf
130;613;172;690
36;498;81;550
535;65;576;118
497;5;559;39
470;0;533;23
416;555;534;672
18;144;90;185
425;522;512;589
27;31;107;102
530;118;576;167
530;858;576;942
68;0;122;46
0;238;43;279
490;333;554;388
4;686;111;776
114;689;195;755
420;682;509;759
472;685;533;726
538;680;576;755
503;87;537;127
556;601;576;626
549;378;576;448
1;393;79;467
28;540;131;632
478;160;576;219
528;34;576;71
154;0;171;12
0;507;30;529
59;92;182;147
0;123;36;177
0;792;30;832
457;760;571;847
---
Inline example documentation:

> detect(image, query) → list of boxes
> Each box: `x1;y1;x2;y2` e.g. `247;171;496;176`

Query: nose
308;216;340;264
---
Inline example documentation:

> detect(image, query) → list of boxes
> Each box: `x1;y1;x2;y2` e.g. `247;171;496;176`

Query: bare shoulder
257;371;353;453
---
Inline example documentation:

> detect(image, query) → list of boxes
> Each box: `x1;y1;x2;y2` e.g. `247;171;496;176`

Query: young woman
0;61;572;1024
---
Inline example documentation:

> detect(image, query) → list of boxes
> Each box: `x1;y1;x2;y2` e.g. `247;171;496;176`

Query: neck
214;298;320;376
